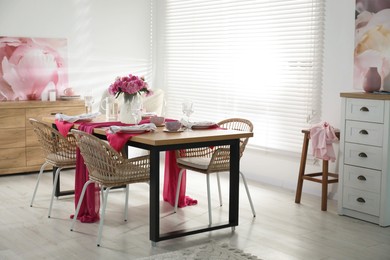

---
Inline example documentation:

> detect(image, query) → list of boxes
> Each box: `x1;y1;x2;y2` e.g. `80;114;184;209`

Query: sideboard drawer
0;128;25;148
343;165;381;193
345;120;383;146
346;98;384;123
0;148;26;169
343;186;380;216
0;108;25;129
344;143;382;170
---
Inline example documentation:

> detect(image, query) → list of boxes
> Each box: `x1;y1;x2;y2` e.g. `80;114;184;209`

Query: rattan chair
174;118;256;224
29;118;77;218
70;129;150;247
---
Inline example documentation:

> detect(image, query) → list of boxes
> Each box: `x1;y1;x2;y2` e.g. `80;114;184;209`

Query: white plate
60;95;81;100
142;112;157;119
163;129;184;133
192;122;216;129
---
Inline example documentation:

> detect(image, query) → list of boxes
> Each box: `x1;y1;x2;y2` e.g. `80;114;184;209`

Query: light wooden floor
1;168;390;260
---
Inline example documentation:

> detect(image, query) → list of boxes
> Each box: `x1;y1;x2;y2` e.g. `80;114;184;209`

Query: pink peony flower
108;74;152;98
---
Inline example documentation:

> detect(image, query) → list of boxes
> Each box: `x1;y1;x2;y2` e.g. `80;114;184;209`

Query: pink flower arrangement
108;74;153;98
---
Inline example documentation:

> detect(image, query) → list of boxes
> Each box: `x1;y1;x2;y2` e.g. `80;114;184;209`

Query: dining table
42;115;253;244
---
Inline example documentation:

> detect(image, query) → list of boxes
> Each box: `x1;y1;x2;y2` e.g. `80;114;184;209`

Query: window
158;0;325;153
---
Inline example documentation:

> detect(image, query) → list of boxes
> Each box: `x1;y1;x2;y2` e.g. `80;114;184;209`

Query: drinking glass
182;100;194;130
84;96;95;114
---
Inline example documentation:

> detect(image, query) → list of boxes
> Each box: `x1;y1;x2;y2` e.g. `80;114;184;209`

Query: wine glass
182;100;194;130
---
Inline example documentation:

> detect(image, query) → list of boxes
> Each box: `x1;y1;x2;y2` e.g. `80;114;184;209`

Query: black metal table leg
149;148;160;243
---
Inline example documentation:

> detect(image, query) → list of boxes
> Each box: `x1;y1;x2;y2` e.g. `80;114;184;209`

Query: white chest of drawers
339;92;390;226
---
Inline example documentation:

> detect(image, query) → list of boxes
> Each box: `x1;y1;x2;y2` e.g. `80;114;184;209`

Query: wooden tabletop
340;92;390;100
42;116;254;146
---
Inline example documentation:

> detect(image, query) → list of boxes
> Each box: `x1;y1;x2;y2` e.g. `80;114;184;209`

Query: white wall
0;0;152;111
1;0;358;198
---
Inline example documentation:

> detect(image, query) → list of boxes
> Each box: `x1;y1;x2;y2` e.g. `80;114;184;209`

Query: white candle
49;90;56;102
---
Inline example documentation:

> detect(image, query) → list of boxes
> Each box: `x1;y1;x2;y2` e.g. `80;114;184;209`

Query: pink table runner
55;118;197;223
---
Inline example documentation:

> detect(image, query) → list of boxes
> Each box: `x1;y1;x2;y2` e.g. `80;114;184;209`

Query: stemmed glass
182;100;194;130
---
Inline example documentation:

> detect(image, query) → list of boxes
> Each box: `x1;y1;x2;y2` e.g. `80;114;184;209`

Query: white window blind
159;0;325;153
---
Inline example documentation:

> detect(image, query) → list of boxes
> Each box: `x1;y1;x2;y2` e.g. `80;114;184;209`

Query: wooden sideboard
0;100;85;175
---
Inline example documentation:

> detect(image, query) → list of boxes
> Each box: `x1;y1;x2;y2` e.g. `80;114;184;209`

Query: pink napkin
105;119;151;152
55;119;74;137
106;131;145;152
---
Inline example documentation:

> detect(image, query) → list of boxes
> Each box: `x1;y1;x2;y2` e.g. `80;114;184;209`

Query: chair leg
240;171;256;217
48;167;62;218
206;174;212;225
124;184;129;221
216;172;222;206
295;132;309;204
70;179;94;232
97;186;110;247
30;162;50;207
174;169;185;213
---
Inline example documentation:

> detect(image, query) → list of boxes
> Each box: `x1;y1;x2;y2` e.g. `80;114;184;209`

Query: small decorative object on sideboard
363;67;381;93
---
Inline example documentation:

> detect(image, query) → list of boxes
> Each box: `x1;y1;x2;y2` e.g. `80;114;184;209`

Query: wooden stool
295;129;340;211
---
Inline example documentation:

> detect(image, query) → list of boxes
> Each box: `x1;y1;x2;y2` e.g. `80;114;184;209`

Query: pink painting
354;0;390;90
0;36;68;101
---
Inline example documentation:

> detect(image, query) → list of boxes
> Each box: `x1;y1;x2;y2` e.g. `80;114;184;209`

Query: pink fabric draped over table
55;118;197;223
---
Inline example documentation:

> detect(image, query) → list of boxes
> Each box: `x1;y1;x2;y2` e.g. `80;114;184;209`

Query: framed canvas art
0;36;68;101
354;0;390;91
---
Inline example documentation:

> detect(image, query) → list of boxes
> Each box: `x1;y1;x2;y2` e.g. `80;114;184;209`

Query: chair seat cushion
177;157;211;170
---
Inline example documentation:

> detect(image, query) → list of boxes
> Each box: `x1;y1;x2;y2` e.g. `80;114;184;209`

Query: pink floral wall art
0;37;68;101
354;0;390;90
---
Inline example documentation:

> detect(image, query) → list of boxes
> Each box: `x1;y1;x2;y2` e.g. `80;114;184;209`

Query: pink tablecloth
163;151;198;208
72;121;129;223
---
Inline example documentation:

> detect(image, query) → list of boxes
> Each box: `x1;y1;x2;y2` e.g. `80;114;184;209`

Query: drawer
0;148;25;169
346;98;384;123
26;146;45;166
26;128;39;147
344;143;382;170
0;128;25;148
343;186;380;216
345;120;383;146
0;108;25;128
343;165;381;193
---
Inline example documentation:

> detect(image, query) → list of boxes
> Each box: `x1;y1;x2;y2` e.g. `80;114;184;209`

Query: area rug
137;241;260;260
